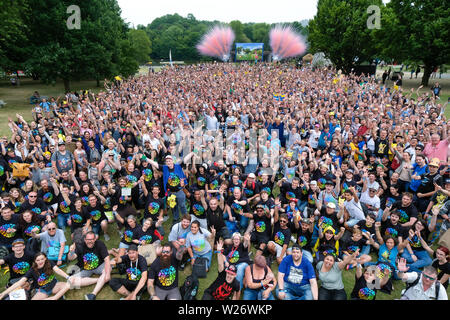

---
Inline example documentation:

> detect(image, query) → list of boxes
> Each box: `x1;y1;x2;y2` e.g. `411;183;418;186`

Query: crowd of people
0;62;449;300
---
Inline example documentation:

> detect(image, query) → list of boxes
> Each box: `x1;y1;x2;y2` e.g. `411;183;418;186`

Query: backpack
401;274;440;300
192;257;208;278
180;274;199;300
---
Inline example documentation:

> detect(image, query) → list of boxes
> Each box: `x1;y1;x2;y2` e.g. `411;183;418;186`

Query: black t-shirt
356;220;376;237
227;196;250;218
408;229;430;252
3;251;34;280
271;222;292;247
417;172;444;197
223;243;251;265
258;180;275;198
189;195;207;220
194;172;209;191
70;207;91;230
120;169;141;193
143;195;165;221
317;208;341;233
344;238;368;254
75;240;109;271
381;219;406;240
119;254;148;284
280;182;302;204
19;199;48;216
432;258;450;289
25;260;57;291
37;186;57;207
242;180;260;199
55;194;76;215
251;213;272;237
206;208;226;230
135;226;160;245
374;138;389;158
112;186;133;210
0;214;20;245
294;227;313;252
121;221;142;245
350;273;378;300
208;175;221;193
391;202;419;226
204;270;240;300
148;251;180;290
85;203;107;225
19;215;46;240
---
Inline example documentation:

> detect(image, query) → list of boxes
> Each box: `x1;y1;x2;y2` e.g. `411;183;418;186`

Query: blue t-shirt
410;164;428;192
378;243;399;270
279;254;315;287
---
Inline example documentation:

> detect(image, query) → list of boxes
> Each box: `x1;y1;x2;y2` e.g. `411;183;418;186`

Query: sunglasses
162;250;170;254
423;274;436;281
29;195;37;198
280;220;288;224
48;228;56;231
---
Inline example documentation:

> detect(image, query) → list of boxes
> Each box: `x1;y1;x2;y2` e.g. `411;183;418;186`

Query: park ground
0;67;449;300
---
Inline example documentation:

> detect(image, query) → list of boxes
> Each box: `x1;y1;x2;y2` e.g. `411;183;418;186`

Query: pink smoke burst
269;25;307;61
197;25;235;62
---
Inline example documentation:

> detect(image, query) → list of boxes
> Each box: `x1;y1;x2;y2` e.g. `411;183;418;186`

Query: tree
379;0;450;86
0;0;30;72
128;29;152;64
23;0;137;92
230;20;251;43
308;0;382;73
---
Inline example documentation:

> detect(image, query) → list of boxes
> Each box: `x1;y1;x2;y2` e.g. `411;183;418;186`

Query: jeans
170;189;187;221
57;213;70;230
401;249;432;272
318;287;347;300
361;245;371;256
235;262;249;290
243;288;275;300
276;282;313;300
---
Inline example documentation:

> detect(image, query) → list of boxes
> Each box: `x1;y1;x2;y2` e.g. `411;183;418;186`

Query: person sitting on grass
0;252;72;300
67;231;111;300
109;244;148;300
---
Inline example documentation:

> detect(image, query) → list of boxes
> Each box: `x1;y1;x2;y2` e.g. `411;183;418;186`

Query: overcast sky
116;0;319;27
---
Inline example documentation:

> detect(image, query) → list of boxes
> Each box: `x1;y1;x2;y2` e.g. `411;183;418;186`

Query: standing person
397;259;448;300
202;240;241;300
276;244;318;300
147;242;185;300
109;244;148;300
145;155;188;223
51;141;76;178
242;255;277;300
0;252;72;300
316;250;360;300
67;231;111;300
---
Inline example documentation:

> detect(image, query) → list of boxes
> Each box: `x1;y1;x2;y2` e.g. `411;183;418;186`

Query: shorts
155;286;181;300
37;287;54;296
251;232;270;247
268;241;286;258
74;262;105;278
109;278;142;293
214;226;231;242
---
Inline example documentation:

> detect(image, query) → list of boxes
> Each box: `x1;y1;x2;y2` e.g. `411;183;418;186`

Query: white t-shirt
344;198;365;221
360;191;380;210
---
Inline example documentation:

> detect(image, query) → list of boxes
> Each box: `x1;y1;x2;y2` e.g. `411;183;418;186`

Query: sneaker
136;295;141;301
163;216;169;222
84;293;96;300
118;231;124;238
290;235;296;243
104;234;110;241
179;263;185;271
59;295;66;300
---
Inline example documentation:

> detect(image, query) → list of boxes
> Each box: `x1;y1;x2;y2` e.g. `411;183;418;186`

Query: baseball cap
256;204;264;210
445;178;450;185
58;141;65;146
310;180;317;186
248;173;256;179
165;155;173;160
225;264;237;275
327;202;336;209
12;238;25;246
325;180;335;186
346;169;354;174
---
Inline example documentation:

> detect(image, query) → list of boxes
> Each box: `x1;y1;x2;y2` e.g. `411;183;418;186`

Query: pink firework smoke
197;25;235;62
269;25;307;61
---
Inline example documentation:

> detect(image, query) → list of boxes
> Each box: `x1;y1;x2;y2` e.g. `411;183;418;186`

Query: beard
160;254;171;268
